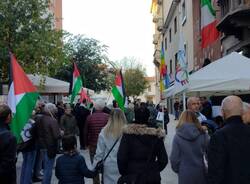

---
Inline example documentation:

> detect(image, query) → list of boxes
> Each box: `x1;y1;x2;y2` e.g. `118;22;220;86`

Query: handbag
95;138;119;173
117;139;157;184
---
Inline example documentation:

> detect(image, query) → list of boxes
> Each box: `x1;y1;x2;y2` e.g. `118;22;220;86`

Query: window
164;37;167;50
169;28;172;43
182;0;187;25
175;53;178;72
170;59;173;74
148;85;152;92
174;17;177;33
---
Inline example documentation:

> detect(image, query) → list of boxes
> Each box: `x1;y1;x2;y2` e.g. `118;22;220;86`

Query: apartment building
217;0;250;57
49;0;62;30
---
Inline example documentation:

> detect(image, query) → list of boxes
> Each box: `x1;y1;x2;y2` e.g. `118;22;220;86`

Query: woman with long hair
170;110;209;184
93;108;127;183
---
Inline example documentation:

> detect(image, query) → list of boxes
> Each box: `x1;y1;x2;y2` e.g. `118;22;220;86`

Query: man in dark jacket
208;95;250;184
74;99;90;149
0;104;17;184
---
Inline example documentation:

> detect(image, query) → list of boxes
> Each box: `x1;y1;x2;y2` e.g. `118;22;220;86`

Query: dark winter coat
170;123;209;184
117;124;168;184
60;113;78;136
207;116;250;184
0;123;17;184
36;113;60;150
55;152;96;184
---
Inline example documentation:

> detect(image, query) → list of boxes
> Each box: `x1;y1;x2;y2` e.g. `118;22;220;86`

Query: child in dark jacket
55;135;96;184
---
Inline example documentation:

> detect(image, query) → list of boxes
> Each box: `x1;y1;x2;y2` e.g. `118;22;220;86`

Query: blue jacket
55;152;96;184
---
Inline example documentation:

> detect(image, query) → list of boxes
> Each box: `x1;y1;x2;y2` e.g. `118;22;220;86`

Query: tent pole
183;92;186;111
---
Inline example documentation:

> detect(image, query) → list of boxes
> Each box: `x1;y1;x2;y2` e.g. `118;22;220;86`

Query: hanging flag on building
7;53;39;142
150;0;158;15
70;63;83;104
201;0;219;48
160;44;170;95
175;35;189;86
112;70;126;111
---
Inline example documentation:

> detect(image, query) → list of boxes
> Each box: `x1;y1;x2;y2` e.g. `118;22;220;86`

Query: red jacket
85;111;109;146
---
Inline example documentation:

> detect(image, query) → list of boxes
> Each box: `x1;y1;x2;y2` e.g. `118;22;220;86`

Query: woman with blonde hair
170;110;209;184
93;108;127;183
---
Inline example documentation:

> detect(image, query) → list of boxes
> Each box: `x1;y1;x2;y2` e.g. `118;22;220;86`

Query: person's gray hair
44;103;57;114
243;102;250;113
94;99;105;110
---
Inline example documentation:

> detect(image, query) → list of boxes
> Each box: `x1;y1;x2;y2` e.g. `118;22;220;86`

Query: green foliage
54;35;112;92
0;0;66;83
118;57;148;98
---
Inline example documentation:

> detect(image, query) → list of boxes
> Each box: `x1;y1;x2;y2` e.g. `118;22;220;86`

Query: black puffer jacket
117;124;168;184
0;123;17;184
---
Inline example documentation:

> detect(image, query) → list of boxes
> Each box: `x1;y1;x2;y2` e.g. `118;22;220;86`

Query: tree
54;35;112;92
0;0;65;86
118;57;148;100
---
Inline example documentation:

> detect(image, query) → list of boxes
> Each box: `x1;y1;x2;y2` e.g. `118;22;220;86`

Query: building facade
217;0;250;57
49;0;63;30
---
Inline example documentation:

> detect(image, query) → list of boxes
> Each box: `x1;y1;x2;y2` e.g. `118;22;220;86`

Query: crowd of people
0;95;250;184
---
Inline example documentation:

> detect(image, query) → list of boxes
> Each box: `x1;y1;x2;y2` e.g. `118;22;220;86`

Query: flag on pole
201;0;219;48
80;87;92;103
112;70;125;111
70;63;83;104
175;34;189;86
7;53;39;142
160;44;170;91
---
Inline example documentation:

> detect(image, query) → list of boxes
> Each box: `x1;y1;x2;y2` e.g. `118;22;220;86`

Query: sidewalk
16;115;178;184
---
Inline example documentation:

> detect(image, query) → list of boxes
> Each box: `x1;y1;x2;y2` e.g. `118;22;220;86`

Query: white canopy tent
165;52;250;97
28;74;94;95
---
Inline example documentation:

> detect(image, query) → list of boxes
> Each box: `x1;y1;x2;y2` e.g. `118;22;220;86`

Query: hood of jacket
176;123;202;141
123;123;165;138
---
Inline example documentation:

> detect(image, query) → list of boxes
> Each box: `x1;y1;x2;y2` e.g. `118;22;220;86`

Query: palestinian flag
112;70;125;111
70;63;83;104
201;0;219;48
7;53;39;142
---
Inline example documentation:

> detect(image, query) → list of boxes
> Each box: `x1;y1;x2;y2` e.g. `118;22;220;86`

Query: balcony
217;0;250;39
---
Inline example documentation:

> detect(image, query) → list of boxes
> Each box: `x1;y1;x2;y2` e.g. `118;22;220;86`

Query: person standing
187;97;207;122
60;103;79;136
117;109;168;184
38;103;61;184
93;108;127;183
0;104;17;184
75;99;90;149
85;99;109;184
55;135;96;184
174;100;180;120
170;110;209;184
207;96;250;184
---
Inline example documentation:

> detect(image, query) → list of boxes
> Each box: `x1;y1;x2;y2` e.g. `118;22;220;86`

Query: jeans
33;148;45;178
41;149;55;184
174;110;179;120
20;150;37;184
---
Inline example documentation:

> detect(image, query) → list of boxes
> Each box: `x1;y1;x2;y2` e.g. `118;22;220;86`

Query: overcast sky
62;0;155;76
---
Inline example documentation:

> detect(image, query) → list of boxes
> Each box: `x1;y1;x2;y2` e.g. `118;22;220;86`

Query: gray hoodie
170;123;209;184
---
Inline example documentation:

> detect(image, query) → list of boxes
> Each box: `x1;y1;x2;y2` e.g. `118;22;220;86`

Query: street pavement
16;115;178;184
